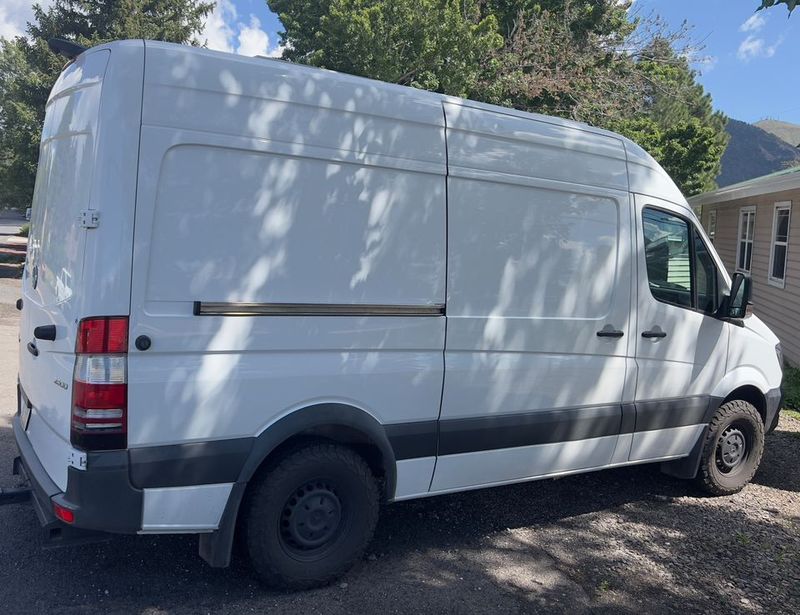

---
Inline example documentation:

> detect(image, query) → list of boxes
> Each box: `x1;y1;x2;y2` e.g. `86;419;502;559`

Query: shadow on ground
0;422;798;614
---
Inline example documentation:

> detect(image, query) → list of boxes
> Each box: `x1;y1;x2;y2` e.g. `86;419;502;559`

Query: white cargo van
12;39;783;589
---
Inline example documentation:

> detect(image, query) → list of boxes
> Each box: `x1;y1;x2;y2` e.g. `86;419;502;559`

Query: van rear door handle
596;327;624;338
642;329;667;339
33;325;56;341
27;341;39;357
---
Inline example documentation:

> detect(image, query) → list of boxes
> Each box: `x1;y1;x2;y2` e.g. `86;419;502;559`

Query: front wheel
242;443;379;590
695;400;764;496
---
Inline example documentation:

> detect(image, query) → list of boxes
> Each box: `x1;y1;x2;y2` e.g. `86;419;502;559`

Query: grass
782;364;800;416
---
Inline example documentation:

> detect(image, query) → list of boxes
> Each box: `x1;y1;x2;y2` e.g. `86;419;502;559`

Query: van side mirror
726;272;751;319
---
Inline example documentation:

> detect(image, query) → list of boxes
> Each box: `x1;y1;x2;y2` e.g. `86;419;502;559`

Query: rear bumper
13;414;143;534
13;415;60;528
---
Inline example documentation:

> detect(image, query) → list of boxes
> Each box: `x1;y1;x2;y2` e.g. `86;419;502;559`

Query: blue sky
1;1;797;125
635;0;800;125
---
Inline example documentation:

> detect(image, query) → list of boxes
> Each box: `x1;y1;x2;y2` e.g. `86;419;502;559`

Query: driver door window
643;207;720;315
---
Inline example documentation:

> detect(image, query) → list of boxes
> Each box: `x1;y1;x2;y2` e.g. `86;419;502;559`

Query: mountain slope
717;119;800;187
755;119;800;148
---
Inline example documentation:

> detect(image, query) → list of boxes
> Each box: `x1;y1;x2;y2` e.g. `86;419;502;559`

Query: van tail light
71;317;128;451
53;502;75;524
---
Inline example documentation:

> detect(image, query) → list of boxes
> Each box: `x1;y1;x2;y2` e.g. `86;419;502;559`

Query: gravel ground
1;276;798;614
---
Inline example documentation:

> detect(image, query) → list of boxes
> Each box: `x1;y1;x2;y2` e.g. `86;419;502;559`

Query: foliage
270;0;502;96
611;117;727;196
19;223;30;237
783;365;800;411
269;0;728;197
758;1;797;14
0;0;213;210
611;38;729;195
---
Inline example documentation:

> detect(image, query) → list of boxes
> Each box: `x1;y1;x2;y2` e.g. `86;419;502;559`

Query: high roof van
11;40;783;589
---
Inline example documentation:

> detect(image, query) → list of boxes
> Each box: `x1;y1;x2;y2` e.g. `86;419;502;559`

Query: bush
782;365;800;411
18;223;29;237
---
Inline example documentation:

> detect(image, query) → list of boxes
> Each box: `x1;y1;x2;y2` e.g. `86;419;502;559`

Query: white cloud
237;16;269;57
266;43;286;58
0;0;55;40
737;34;783;61
740;13;766;33
201;0;237;53
201;1;282;58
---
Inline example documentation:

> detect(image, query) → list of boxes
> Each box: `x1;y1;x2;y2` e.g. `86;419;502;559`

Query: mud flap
659;426;708;480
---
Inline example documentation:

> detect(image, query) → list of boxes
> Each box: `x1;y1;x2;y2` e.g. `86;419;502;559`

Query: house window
707;210;717;243
736;206;756;273
768;201;791;287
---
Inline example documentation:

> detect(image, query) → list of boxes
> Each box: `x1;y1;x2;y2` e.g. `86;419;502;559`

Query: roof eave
689;172;800;207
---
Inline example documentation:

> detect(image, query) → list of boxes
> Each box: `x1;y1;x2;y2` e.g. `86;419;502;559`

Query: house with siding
689;167;800;364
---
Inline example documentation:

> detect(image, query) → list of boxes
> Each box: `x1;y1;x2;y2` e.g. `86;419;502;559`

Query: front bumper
13;414;143;534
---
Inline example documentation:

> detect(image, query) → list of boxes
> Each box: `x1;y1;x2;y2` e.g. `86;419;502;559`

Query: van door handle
33;325;56;341
596;327;624;338
642;329;667;339
27;341;39;357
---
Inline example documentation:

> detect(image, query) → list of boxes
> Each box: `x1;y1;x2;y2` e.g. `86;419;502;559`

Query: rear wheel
696;400;764;496
243;443;379;589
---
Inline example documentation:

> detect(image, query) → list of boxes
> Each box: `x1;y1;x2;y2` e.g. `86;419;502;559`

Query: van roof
89;39;689;209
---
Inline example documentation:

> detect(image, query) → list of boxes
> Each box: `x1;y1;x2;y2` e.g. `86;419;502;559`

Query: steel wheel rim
715;425;749;474
279;480;344;557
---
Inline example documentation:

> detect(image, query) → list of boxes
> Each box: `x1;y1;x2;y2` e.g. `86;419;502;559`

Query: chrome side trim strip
193;302;446;317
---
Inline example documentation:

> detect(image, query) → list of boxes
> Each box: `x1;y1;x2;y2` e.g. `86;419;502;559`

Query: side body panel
432;102;635;492
127;44;447;520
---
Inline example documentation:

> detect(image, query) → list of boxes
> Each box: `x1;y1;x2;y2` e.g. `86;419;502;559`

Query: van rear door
18;49;111;491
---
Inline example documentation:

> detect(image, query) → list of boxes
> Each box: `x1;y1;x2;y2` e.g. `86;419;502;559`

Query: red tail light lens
76;317;128;354
71;317;129;451
53;502;75;524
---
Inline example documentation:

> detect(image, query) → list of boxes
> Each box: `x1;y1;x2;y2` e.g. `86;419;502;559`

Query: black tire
695;400;764;496
242;442;379;590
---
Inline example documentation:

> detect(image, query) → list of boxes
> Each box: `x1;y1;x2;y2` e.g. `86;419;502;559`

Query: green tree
758;1;797;14
269;0;502;96
0;0;213;210
611;38;729;195
473;4;641;125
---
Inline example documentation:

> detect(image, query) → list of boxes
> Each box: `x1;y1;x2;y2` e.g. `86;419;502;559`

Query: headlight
776;344;784;370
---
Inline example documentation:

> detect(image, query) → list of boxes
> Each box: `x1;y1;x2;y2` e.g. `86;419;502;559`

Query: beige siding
702;187;800;364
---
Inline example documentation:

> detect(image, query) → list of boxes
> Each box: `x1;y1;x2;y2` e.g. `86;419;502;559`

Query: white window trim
736;206;756;274
768;201;792;288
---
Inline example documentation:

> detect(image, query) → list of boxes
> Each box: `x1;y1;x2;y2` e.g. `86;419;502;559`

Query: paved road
0;212;25;236
1;278;798;614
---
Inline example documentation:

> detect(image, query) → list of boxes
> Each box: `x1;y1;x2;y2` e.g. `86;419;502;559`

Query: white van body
15;40;783;583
